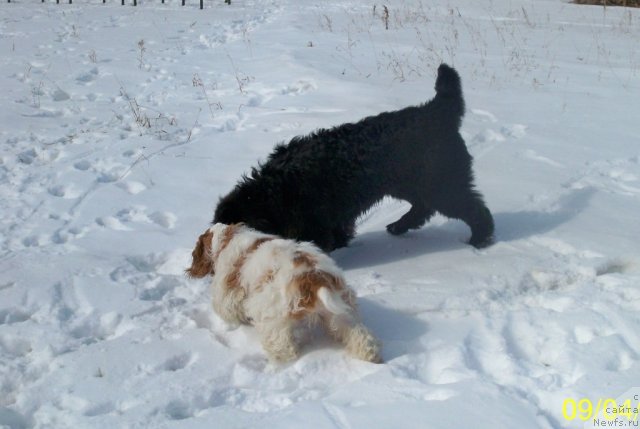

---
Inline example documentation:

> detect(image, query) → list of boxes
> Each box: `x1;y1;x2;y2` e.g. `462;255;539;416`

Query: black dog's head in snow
214;64;494;252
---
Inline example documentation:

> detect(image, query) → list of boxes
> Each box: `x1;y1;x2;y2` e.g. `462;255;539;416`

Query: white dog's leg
256;319;299;363
319;290;382;363
324;313;382;363
317;288;382;363
212;286;249;326
343;322;382;363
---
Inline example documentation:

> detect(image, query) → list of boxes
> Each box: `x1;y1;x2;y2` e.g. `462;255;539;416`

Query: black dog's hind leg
386;204;435;236
434;189;494;248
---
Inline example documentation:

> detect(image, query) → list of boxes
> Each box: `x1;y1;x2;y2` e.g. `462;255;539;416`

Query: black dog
214;64;494;252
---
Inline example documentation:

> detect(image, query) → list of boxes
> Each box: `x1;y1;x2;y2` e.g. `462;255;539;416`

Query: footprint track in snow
70;155;132;184
48;183;82;199
158;382;236;421
3;127;156;252
114;251;187;282
471;123;527;144
96;206;177;231
164;400;193;420
75;67;100;85
471;109;498;123
52;225;89;245
156;352;197;373
83;402;116;417
0;334;33;358
138;277;181;302
117;180;147;195
67;311;129;344
466;108;528;160
566;156;640;196
0;307;33;325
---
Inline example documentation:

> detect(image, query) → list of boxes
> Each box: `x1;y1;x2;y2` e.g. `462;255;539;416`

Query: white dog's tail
317;287;352;315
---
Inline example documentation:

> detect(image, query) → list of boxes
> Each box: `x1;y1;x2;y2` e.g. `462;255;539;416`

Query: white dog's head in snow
187;223;381;364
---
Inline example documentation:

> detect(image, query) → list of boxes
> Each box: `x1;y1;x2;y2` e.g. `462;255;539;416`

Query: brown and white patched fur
187;223;382;363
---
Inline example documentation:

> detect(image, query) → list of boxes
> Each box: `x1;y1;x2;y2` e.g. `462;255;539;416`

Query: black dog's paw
469;234;494;249
386;222;408;236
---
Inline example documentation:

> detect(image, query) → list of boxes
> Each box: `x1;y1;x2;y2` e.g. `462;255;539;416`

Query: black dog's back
214;64;494;251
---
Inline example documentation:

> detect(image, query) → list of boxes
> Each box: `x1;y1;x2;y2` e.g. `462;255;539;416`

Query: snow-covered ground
1;0;639;427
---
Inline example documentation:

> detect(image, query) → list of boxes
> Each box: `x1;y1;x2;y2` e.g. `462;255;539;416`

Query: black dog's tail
434;63;465;126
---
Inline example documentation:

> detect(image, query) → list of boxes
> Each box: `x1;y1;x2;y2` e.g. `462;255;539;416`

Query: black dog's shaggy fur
214;64;494;252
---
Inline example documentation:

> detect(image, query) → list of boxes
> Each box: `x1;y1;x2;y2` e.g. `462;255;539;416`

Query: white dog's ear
186;230;214;278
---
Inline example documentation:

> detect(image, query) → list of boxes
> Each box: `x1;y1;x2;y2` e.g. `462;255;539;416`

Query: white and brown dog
186;223;381;363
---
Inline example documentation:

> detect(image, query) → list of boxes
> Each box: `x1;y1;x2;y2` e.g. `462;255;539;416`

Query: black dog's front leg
331;223;356;250
386;204;435;235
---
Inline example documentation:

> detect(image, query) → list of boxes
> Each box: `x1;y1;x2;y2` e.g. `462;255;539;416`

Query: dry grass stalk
573;0;639;7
